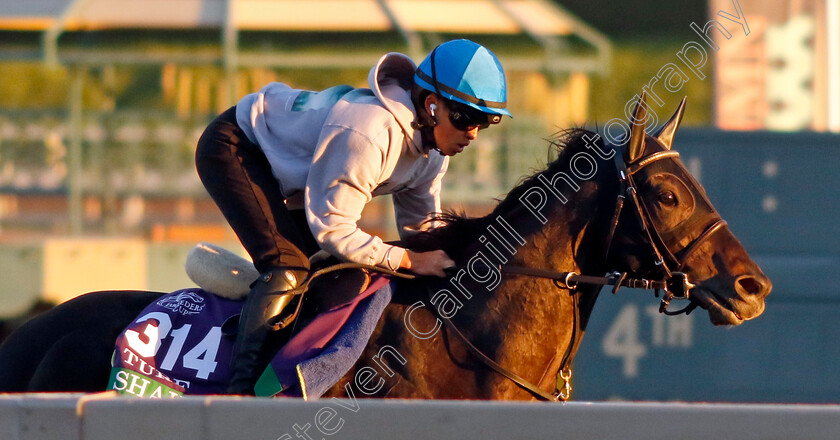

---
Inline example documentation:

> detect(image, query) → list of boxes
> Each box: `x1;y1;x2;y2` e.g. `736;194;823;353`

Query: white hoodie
235;53;449;270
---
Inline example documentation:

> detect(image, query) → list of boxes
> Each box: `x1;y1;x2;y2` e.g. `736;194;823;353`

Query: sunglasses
444;100;502;131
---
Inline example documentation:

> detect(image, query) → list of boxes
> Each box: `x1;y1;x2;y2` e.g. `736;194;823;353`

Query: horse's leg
0;290;162;392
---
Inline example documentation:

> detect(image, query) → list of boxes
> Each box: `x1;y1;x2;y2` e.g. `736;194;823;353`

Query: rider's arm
391;155;449;239
305;122;408;271
390;158;454;277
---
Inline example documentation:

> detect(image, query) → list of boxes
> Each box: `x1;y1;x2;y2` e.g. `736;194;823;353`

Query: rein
291;146;727;402
418;265;698;402
424;146;728;402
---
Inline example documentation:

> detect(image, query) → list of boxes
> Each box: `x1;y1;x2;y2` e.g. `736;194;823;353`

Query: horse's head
606;93;771;326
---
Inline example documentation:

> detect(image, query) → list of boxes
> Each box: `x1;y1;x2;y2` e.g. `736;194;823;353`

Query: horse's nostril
736;275;766;296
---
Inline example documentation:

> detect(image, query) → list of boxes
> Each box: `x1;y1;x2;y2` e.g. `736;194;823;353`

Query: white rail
1;393;839;440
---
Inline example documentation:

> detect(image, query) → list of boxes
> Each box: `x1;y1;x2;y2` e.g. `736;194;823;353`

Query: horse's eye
658;191;677;206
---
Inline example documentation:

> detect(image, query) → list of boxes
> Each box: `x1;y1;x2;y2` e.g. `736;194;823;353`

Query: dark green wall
555;0;709;38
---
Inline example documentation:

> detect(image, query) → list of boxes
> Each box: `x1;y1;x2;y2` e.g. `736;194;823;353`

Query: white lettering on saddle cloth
108;288;242;397
156;291;206;315
110;347;186;398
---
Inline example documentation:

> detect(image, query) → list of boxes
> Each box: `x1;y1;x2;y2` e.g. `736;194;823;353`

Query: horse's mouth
690;288;744;326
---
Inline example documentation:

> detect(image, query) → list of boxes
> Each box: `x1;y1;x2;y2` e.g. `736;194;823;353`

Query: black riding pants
195;106;317;275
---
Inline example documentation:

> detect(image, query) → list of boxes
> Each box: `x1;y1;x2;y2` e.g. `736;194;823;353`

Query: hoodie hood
368;52;427;155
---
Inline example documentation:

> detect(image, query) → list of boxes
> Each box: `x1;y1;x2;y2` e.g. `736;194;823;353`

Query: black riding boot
227;267;302;395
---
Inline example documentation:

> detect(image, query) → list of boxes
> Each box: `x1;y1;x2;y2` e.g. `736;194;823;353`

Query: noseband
609;148;728;314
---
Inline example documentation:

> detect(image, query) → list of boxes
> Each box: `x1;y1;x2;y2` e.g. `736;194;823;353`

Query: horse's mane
404;128;599;257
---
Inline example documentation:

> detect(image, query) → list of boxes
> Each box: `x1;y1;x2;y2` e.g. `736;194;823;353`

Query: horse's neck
441;165;615;397
385;140;619;398
496;177;612;278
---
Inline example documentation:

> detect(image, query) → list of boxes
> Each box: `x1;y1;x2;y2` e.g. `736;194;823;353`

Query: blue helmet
414;39;512;118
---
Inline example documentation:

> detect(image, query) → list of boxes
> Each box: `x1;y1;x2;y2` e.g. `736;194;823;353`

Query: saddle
185;243;372;326
304;257;371;315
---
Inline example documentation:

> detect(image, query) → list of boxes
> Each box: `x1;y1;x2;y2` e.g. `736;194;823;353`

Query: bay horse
0;95;771;400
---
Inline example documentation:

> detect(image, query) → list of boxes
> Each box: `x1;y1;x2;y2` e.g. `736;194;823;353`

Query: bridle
606;146;729;315
293;143;730;402
426;143;730;402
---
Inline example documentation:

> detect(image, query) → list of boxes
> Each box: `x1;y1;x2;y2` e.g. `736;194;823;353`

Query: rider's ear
423;94;439;127
627;92;648;163
654;97;687;151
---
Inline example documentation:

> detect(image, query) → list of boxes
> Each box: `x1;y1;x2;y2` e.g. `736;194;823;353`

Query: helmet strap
411;46;442;151
429;46;442;98
422;126;439;153
411;86;438;130
425;47;442;130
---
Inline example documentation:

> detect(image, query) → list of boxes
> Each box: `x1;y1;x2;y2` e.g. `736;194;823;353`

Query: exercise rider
194;39;511;394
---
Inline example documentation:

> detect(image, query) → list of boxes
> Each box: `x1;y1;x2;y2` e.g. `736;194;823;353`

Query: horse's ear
626;92;648;163
654;97;687;150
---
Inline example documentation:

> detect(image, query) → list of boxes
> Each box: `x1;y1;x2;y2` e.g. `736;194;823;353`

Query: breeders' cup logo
156;290;206;315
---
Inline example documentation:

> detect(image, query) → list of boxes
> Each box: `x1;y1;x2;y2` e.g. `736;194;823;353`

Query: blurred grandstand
0;0;610;239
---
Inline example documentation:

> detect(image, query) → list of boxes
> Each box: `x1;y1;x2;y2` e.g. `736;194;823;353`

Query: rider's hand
401;249;455;277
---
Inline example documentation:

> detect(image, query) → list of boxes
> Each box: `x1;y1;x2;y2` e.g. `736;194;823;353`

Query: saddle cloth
108;274;392;399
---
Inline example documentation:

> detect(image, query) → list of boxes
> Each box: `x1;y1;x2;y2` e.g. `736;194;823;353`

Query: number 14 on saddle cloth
109;274;392;398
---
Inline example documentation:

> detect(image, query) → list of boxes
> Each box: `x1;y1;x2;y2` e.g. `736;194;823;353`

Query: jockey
194;39;511;395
